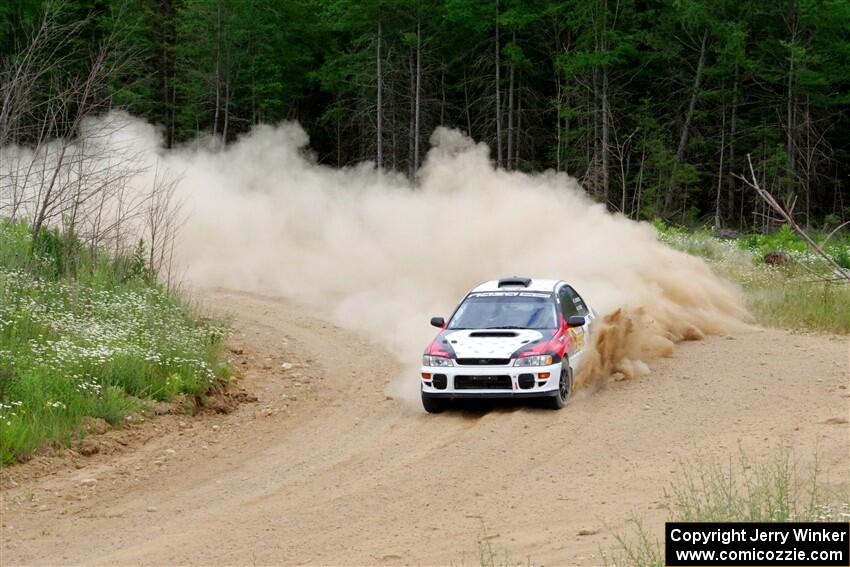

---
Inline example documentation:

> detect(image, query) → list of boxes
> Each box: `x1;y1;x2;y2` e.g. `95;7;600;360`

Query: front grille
455;358;511;366
454;375;512;390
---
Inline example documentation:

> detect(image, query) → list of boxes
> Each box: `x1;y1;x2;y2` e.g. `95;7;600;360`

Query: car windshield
447;294;557;330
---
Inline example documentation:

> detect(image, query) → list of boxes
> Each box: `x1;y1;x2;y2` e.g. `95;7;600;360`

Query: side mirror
567;315;585;327
430;316;446;328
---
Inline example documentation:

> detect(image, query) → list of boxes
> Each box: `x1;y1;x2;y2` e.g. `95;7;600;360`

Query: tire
545;363;572;410
422;392;448;413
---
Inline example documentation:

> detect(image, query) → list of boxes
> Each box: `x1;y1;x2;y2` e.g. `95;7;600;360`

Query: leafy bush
0;220;228;463
738;225;808;254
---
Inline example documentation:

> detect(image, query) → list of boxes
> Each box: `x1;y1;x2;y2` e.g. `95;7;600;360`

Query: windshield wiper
484;325;528;329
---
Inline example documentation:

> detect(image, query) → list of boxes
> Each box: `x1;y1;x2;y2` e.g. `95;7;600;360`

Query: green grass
0;219;229;464
608;449;850;567
743;278;850;333
654;221;850;334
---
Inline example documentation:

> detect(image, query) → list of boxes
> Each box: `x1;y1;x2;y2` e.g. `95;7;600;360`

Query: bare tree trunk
585;89;592;170
725;68;738;224
785;41;794;175
413;19;422;174
170;81;177;146
494;0;502;167
592;42;599;186
213;3;222;138
515;81;521;168
633;145;646;219
31;143;68;239
555;74;562;172
666;31;707;214
391;82;398;170
336;116;341;167
600;0;610;201
63;155;84;276
376;21;383;170
464;71;472;135
786;20;798;202
222;80;230;142
802;95;813;225
612;128;635;214
676;32;708;165
250;58;257;124
619;144;627;214
601;71;609;200
160;0;176;147
408;47;415;179
714;105;726;230
554;27;565;173
440;65;445;125
506;31;515;171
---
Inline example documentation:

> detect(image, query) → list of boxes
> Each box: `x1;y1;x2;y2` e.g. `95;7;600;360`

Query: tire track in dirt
1;289;848;566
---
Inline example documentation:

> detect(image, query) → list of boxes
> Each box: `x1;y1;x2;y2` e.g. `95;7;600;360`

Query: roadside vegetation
608;449;850;567
0;220;228;464
469;449;848;567
654;222;850;334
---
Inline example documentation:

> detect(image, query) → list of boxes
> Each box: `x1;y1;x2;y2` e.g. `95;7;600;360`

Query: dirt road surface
2;289;848;566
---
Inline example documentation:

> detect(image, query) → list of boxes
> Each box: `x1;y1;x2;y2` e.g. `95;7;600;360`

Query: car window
448;294;557;330
558;287;579;318
559;286;588;317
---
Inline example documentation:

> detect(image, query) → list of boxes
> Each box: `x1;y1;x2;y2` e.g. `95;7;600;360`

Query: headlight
514;354;553;367
422;355;454;367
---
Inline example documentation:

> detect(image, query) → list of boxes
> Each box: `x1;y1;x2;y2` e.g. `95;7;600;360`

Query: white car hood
445;329;544;359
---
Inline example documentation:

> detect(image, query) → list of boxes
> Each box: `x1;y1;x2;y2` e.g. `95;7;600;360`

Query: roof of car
471;278;561;293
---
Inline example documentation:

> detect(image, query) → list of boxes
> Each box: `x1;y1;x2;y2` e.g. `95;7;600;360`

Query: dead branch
735;154;849;283
823;219;850;247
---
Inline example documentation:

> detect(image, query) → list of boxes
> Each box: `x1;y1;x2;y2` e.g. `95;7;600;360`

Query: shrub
0;219;229;463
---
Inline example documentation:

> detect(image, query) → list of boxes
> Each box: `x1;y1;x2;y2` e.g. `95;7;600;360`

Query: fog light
518;373;535;389
433;374;447;389
538;372;550;379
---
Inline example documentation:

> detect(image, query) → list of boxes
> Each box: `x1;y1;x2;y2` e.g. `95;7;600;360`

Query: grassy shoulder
654;222;850;334
470;449;848;567
0;220;229;464
609;449;849;567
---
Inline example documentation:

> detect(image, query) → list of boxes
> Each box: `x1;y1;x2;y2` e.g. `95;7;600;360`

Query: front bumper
420;361;561;398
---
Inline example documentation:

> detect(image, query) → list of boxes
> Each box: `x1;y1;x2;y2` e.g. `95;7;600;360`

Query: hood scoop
446;328;545;359
468;331;519;338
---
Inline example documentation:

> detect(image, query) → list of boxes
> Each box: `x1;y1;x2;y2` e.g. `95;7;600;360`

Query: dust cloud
4;112;751;399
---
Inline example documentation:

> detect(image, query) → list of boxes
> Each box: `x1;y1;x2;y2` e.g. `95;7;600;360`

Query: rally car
420;277;595;413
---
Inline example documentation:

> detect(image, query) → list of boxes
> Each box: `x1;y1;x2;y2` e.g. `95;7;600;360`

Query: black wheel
545;363;572;410
422;392;448;413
